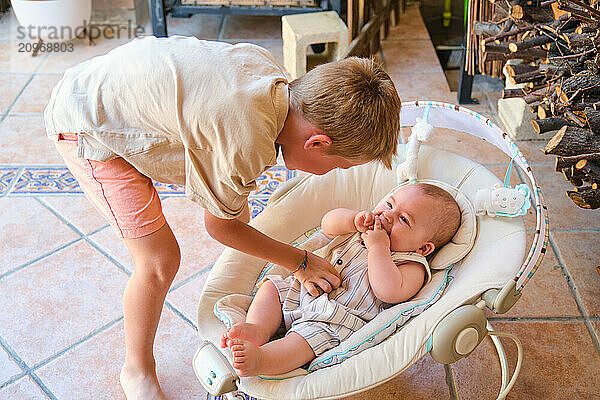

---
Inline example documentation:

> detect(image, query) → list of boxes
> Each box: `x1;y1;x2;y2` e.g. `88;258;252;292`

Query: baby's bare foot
225;322;270;347
120;366;166;400
229;339;266;377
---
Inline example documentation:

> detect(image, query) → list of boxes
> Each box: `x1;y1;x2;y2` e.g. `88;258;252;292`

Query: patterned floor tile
10;167;80;195
385;4;430;41
381;39;443;75
0;41;49;73
451;321;600;399
0;375;47;400
248;196;269;219
0;116;63;164
0;197;80;276
159;13;222;40
0;11;19;42
486;244;581;319
153;181;185;195
551;232;600;317
345;355;450;399
253;166;295;197
0;345;23;387
34;308;207;400
0;73;31;115
220;15;282;40
38;195;109;235
86;227;134;272
6;165;294;200
10;73;62;115
0;240;128;367
161;197;226;285
0;167;20;196
87;197;225;286
166;269;212;325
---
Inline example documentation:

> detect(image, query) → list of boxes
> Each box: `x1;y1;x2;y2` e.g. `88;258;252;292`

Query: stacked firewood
474;0;600;209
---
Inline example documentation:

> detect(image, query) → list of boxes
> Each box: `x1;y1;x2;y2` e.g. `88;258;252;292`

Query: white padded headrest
375;179;477;270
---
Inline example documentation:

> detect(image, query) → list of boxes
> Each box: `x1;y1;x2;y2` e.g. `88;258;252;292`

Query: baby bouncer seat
193;101;548;400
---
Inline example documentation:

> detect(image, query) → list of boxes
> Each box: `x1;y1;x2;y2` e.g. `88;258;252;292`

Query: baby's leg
229;332;315;377
222;279;283;348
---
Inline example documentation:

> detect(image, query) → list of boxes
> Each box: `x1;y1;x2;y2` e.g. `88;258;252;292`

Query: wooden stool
282;11;348;80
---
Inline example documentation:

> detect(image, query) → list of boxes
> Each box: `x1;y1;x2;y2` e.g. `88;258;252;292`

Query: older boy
44;35;401;399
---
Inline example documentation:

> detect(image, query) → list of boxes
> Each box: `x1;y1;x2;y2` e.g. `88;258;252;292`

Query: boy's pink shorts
55;133;167;239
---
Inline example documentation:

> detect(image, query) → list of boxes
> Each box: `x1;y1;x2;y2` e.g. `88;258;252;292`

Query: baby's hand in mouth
376;215;390;236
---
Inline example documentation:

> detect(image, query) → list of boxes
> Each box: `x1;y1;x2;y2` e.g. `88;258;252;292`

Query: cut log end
567;188;600;209
543;125;567;155
575;159;588;170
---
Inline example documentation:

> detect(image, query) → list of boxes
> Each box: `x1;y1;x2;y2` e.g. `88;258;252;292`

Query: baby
220;183;461;376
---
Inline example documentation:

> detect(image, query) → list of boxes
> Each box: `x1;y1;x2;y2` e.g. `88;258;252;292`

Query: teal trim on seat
307;265;454;372
256;264;455;380
214;303;232;328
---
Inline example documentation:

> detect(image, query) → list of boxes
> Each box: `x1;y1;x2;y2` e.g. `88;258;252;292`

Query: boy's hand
294;252;341;297
354;211;375;232
361;217;390;251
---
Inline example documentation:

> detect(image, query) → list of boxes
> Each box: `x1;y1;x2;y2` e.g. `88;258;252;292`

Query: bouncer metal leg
444;363;461;400
149;0;168;37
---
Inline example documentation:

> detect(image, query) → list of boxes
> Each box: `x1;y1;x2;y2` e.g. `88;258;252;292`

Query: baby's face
372;185;436;254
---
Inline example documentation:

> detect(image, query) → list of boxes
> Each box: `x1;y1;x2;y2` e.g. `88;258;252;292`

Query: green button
210;371;216;378
207;378;213;385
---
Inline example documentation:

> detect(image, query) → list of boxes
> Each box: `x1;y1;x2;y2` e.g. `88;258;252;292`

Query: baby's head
373;183;461;256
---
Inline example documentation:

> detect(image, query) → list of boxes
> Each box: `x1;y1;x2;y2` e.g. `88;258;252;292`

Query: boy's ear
417;242;435;257
304;133;332;150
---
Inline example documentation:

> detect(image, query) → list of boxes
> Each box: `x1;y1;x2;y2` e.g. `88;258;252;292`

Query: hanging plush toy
396;107;532;219
474;156;532;217
397;109;433;184
475;183;531;217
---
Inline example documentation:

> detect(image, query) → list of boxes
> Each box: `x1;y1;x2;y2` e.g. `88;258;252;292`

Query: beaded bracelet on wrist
291;250;308;274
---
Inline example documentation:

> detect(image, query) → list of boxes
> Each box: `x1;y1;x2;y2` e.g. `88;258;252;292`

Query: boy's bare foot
220;322;270;348
229;339;266;377
120;366;166;400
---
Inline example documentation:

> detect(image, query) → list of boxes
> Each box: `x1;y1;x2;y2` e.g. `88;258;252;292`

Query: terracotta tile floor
1;4;599;400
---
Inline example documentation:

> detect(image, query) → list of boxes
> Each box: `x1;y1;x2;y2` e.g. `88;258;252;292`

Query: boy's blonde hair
415;183;461;250
288;57;401;169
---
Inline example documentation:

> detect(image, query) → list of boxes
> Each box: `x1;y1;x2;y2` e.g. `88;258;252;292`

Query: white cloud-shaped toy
475;183;531;217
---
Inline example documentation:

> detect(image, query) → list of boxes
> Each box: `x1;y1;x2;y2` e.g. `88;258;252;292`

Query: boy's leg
229;332;315;377
222;279;283;347
53;137;177;400
120;223;180;400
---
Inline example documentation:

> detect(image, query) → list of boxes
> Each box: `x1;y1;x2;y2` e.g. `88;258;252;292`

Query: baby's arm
321;208;375;237
362;219;425;304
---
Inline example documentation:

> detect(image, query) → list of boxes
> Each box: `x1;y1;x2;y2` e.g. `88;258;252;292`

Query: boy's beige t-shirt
44;36;289;219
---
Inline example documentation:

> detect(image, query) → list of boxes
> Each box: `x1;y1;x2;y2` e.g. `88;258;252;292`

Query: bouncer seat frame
194;101;549;400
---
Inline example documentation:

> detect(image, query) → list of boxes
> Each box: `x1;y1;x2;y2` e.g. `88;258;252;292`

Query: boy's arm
204;209;341;296
362;219;425;304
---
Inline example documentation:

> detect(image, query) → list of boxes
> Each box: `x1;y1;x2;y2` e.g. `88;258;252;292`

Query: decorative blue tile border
0;167;20;196
11;167;80;194
248;196;270;219
0;165;295;218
